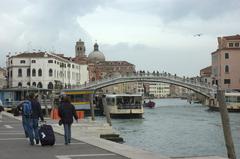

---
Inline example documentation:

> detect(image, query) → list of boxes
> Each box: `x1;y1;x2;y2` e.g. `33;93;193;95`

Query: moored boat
208;92;240;112
105;94;144;118
143;100;155;108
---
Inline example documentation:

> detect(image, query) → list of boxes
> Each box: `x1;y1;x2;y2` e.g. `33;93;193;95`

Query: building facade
0;67;7;88
7;52;89;89
149;82;170;98
200;66;212;86
211;34;240;91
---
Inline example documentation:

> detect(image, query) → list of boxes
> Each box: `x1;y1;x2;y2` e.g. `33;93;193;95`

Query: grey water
111;98;240;158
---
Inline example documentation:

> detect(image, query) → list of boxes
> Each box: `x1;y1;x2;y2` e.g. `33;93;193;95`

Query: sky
0;0;239;77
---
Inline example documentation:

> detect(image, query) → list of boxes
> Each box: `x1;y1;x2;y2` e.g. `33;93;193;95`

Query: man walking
0;99;4;120
24;93;44;145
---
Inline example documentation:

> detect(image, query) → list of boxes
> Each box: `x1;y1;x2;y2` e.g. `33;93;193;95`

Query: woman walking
58;95;78;145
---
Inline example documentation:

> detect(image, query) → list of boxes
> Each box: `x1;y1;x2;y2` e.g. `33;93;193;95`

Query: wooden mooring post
90;94;95;121
217;90;236;159
102;95;112;126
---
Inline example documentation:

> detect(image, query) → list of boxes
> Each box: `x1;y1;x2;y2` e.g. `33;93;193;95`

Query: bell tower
75;39;86;57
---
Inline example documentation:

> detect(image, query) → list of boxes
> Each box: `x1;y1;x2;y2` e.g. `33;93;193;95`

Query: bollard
102;95;112;126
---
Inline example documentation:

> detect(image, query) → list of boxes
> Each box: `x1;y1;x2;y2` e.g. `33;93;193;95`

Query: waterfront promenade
0;112;226;159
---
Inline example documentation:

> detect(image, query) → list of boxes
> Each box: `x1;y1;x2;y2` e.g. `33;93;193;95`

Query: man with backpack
23;93;44;145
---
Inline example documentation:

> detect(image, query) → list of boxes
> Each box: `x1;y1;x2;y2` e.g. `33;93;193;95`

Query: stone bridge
74;73;215;99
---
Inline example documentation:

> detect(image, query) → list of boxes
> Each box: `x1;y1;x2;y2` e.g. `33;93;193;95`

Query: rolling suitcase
39;124;55;146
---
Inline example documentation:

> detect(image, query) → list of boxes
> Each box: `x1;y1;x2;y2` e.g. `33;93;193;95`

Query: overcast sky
0;0;239;76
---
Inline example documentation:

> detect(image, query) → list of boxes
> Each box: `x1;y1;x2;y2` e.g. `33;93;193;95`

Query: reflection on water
110;98;240;158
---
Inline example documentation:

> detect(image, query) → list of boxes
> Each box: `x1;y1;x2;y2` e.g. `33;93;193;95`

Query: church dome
88;43;105;62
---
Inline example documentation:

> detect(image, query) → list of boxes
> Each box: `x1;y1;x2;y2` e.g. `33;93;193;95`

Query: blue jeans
22;116;28;137
63;124;71;144
25;118;39;144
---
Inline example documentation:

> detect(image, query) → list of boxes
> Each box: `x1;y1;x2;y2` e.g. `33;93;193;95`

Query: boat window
68;94;90;103
225;96;240;103
106;98;115;106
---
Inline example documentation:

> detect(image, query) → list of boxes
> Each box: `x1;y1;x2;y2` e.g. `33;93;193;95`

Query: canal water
110;98;240;158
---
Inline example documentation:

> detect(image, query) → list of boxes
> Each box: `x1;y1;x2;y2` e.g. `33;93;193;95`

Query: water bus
60;89;96;116
105;94;144;118
209;92;240;112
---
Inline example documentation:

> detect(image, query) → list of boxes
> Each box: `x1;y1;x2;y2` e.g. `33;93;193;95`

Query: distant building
7;52;89;89
200;66;212;86
211;34;240;91
149;82;170;98
0;67;7;88
73;40;136;93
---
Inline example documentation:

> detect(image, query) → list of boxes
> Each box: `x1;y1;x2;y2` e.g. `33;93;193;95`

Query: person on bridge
58;95;78;145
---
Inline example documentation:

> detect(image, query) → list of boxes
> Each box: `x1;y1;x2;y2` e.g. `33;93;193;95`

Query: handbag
58;119;63;126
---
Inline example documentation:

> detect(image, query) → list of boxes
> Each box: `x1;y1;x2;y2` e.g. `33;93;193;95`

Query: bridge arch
79;74;214;99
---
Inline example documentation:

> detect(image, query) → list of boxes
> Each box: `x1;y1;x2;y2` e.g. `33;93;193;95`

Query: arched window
225;65;229;73
18;82;22;87
32;69;36;77
38;69;42;77
49;69;53;77
27;68;31;77
18;68;22;77
27;82;30;86
48;82;53;89
32;82;36;87
37;82;42;88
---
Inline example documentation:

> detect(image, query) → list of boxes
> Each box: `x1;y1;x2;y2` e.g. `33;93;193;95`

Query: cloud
101;41;213;77
107;0;240;22
0;0;106;65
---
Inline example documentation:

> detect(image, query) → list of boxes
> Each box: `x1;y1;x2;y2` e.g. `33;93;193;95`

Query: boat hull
110;113;143;119
208;106;240;112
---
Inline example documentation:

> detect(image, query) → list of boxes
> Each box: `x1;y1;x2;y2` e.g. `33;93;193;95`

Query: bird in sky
194;33;203;37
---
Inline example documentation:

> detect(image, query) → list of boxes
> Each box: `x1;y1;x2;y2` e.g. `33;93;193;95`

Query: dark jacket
17;100;44;121
58;102;78;124
30;99;44;121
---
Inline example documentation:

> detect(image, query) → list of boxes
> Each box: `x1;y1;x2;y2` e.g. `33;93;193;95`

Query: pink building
211;34;240;90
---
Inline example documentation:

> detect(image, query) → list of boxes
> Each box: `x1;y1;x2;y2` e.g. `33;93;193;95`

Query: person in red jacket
58;95;78;145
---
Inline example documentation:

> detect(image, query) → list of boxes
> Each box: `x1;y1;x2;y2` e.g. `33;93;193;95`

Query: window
48;82;53;89
229;43;233;47
27;82;30;86
27;68;30;77
225;65;229;73
32;82;36;87
224;79;231;84
48;60;53;63
32;69;36;77
235;43;239;47
37;82;42;88
49;69;53;77
20;60;25;64
38;69;42;76
18;82;22;87
225;53;229;59
32;60;36;63
18;69;22;77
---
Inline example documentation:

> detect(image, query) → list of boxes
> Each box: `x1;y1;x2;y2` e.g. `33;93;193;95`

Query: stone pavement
0;115;130;159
